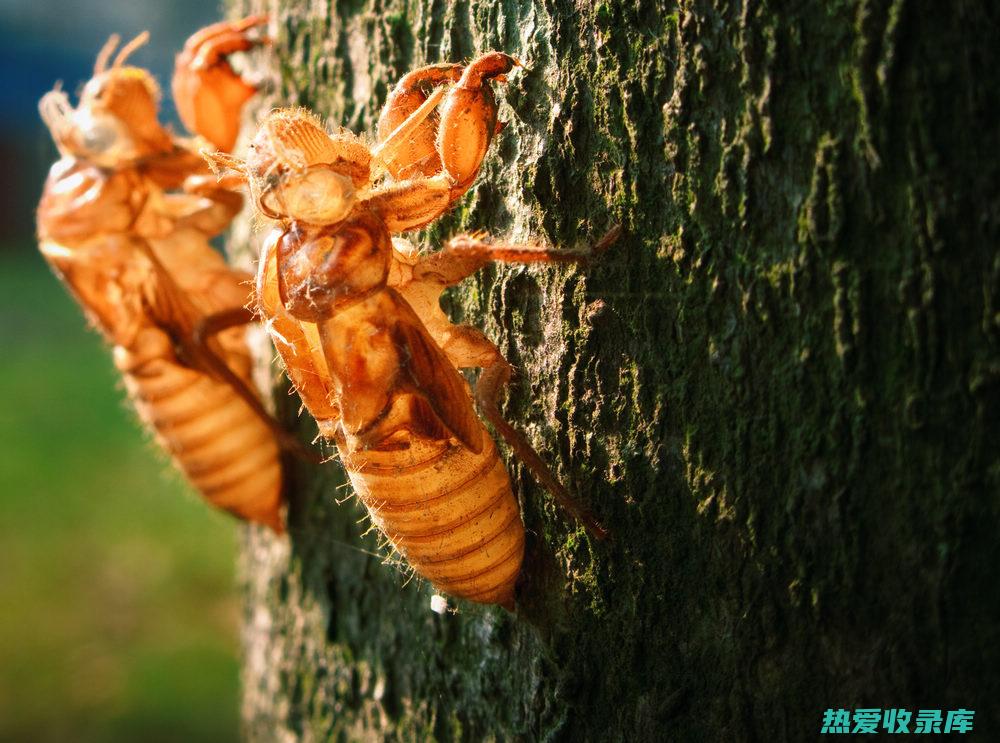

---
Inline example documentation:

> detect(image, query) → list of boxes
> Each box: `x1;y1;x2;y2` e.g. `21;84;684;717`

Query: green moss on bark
227;0;1000;739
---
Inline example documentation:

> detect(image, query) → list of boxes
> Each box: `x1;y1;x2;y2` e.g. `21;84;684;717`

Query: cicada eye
82;120;117;152
72;109;129;159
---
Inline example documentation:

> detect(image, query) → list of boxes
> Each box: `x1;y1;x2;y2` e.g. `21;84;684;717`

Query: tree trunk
226;0;1000;739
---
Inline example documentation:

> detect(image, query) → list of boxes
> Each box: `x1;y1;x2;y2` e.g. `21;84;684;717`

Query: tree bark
226;0;1000;739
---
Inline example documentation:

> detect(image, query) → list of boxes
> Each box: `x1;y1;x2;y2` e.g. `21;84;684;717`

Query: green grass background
0;251;241;743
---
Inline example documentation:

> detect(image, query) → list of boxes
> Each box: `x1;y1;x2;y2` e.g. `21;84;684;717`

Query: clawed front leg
172;15;269;152
376;63;463;180
366;53;519;232
437;53;518;198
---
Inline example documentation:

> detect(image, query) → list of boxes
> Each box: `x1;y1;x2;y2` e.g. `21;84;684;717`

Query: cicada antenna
94;33;121;76
112;31;150;68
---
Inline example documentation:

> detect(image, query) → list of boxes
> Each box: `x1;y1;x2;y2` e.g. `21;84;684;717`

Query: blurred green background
1;2;246;741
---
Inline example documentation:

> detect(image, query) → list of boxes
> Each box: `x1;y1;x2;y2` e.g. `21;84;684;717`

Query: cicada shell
36;19;291;530
210;53;609;607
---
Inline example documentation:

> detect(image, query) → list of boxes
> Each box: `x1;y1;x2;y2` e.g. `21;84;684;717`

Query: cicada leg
434;324;608;541
436;53;518;198
412;225;622;285
365;53;520;233
375;63;463;180
397;226;623;539
172;15;269;152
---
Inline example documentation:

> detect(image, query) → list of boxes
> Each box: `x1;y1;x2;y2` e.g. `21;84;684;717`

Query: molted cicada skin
36;19;300;531
206;50;614;608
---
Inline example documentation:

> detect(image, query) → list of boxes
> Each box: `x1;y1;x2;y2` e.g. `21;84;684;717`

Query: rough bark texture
225;1;1000;740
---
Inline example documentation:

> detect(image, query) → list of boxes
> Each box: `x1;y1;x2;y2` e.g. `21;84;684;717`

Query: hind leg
439;325;608;540
385;227;620;537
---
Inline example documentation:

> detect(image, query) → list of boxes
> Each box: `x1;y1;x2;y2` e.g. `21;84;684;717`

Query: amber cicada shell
36;19;292;530
212;53;611;607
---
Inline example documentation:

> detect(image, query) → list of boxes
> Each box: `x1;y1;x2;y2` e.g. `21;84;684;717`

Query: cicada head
39;32;172;167
244;109;372;225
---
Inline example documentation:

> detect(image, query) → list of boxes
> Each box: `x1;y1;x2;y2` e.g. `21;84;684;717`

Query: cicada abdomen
341;435;524;607
115;330;283;530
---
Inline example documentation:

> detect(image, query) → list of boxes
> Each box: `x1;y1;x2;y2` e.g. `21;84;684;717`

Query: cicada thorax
258;212;525;607
37;157;284;530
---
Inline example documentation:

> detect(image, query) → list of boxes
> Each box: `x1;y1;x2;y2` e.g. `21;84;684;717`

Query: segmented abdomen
115;325;283;531
341;433;524;608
